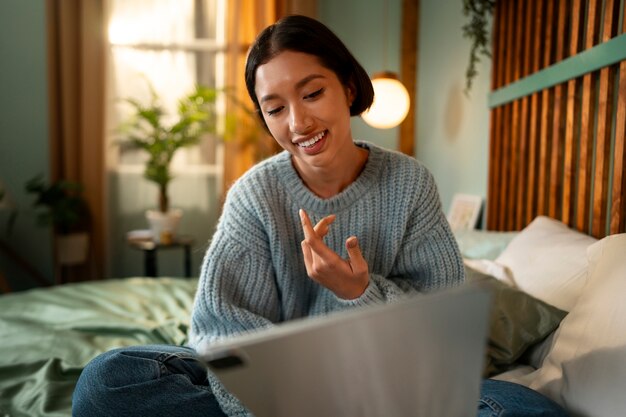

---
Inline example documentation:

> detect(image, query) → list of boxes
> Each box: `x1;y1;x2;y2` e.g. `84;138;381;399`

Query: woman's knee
72;345;225;417
78;346;163;390
73;348;139;416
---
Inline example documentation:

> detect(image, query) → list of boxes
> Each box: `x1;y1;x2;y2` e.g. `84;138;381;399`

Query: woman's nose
289;104;313;134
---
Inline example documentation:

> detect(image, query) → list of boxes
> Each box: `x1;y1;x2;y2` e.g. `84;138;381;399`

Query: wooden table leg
144;249;157;277
0;271;11;293
184;245;192;277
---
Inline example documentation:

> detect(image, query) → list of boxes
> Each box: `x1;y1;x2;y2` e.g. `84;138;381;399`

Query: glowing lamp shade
361;72;410;129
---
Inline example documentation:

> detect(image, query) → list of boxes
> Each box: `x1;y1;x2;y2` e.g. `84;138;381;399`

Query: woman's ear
345;84;356;106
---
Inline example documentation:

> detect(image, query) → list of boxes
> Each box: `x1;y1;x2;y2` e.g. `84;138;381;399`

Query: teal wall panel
490;33;626;108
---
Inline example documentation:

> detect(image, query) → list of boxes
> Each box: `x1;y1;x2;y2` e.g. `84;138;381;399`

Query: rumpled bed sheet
0;277;197;417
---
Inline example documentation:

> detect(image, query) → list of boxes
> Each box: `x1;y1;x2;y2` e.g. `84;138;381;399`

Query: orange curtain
223;0;317;193
46;0;107;282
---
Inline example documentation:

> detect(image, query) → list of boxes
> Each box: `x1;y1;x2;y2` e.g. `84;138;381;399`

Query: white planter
56;232;90;265
146;208;182;244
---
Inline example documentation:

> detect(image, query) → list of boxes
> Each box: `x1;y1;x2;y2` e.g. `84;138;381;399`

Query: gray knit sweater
188;142;464;416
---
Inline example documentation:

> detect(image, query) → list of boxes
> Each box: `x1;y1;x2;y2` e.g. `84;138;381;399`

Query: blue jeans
73;344;569;416
478;379;569;416
73;345;227;417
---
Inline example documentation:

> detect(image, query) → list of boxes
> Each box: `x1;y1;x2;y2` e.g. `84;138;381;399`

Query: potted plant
25;175;90;265
117;83;222;244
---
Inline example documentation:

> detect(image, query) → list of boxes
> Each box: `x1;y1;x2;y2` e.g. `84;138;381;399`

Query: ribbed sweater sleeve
187;142;464;416
189;181;283;417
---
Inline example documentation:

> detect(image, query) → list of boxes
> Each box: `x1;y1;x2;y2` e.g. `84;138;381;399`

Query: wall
415;0;491;221
0;1;492;291
0;1;220;286
0;0;54;291
108;170;221;278
318;0;403;150
319;0;492;223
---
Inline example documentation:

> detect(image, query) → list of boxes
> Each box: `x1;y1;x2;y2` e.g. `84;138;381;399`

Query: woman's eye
304;88;324;100
266;106;283;116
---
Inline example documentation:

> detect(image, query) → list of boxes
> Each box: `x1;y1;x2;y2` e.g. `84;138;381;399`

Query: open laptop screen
201;284;490;417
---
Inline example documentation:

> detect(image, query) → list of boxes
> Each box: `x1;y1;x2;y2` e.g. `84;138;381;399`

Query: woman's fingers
299;209;315;239
299;208;370;299
346;236;368;276
301;240;314;276
314;214;336;238
299;209;335;239
299;209;335;257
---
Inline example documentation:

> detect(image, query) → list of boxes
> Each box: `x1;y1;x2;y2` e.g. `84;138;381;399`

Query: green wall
319;0;491;222
318;0;403;150
108;171;221;279
416;0;491;220
0;1;492;291
0;0;54;291
0;1;217;288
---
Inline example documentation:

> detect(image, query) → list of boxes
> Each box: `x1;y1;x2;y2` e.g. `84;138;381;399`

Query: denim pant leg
72;344;227;417
478;379;570;417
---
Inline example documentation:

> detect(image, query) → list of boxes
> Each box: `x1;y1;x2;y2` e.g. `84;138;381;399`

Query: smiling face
254;50;355;173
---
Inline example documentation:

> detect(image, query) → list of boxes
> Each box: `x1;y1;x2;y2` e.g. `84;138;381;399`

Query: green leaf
116;79;265;207
462;0;495;95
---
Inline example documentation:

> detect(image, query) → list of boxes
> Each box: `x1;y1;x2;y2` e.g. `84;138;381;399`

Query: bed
459;217;626;417
0;277;197;417
1;221;624;417
475;1;626;416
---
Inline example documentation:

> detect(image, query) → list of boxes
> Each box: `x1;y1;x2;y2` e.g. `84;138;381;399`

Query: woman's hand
299;209;369;299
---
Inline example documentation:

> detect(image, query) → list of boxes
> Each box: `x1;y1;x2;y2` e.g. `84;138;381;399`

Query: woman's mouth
297;130;327;149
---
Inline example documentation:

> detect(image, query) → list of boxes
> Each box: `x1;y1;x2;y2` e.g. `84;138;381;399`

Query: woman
73;15;568;417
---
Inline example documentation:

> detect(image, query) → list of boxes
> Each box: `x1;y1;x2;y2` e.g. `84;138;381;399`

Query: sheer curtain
46;0;107;282
105;0;227;278
46;1;317;280
107;0;204;168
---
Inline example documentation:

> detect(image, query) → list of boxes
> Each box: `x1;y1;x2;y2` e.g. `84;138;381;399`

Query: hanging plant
462;0;496;94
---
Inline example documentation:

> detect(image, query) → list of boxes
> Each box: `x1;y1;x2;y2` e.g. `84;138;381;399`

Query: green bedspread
0;277;198;417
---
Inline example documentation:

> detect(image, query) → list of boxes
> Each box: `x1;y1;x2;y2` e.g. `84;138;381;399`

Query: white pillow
453;229;519;260
494;216;597;311
462;258;515;286
526;234;626;417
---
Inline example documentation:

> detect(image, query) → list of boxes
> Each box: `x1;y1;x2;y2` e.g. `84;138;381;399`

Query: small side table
127;235;195;278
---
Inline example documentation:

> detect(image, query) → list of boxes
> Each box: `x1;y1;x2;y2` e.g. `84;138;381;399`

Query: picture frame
447;193;483;231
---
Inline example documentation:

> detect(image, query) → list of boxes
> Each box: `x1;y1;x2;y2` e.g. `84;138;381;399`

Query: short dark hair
245;15;374;129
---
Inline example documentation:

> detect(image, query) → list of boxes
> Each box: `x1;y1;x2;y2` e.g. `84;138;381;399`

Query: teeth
298;131;325;148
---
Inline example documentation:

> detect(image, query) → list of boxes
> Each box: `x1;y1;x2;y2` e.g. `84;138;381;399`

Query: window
107;0;226;169
106;0;227;277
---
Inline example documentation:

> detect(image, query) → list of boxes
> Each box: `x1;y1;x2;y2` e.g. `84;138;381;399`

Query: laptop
202;284;491;417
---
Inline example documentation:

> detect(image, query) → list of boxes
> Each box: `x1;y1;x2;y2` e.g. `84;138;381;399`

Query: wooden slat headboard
487;0;626;238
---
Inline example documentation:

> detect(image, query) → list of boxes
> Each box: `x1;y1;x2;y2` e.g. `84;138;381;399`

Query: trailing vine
462;0;496;94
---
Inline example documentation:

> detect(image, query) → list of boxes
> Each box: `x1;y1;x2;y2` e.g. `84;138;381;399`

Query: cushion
494;216;597;311
523;233;626;417
465;266;567;377
521;330;558;370
453;229;519;260
463;258;515;286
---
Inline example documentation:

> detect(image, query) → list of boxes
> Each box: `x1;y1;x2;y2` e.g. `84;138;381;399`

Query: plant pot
146;208;182;244
56;232;90;265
